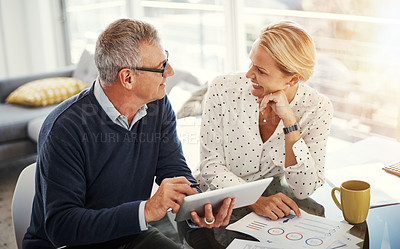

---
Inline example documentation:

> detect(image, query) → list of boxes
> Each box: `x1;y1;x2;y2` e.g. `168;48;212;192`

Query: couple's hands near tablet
145;177;235;227
190;197;236;228
249;193;301;220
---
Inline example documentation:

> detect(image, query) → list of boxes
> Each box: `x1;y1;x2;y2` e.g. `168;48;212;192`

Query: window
242;1;400;142
138;0;226;79
64;0;128;63
64;0;227;81
63;0;400;142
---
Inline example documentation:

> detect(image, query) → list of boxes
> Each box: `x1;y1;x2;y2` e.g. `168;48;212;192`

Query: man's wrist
139;201;148;231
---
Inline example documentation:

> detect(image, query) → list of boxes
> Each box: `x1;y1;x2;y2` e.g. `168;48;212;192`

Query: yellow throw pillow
6;77;88;107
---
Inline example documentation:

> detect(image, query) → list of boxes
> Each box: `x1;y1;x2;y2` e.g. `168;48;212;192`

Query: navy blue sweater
23;85;196;248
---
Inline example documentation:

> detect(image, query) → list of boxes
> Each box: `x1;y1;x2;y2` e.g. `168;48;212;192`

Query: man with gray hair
23;19;234;249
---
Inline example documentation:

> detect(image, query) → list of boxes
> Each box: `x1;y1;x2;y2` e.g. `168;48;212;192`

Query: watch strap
283;123;299;134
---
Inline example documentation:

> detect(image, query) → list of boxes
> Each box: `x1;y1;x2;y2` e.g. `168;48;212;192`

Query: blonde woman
199;20;333;221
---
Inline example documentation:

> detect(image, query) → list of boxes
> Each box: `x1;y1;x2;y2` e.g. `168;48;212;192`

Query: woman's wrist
282;113;297;127
283;123;300;135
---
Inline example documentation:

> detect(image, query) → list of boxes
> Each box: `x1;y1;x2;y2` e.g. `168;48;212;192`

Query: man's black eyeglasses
123;50;169;77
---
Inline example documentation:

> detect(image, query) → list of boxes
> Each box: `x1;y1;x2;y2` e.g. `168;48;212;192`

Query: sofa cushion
167;81;198;114
0;104;55;143
176;83;208;119
5;77;87;107
27;116;46;143
73;49;98;85
0;66;75;103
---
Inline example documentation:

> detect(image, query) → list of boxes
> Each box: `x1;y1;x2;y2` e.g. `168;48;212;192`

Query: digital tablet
175;178;273;221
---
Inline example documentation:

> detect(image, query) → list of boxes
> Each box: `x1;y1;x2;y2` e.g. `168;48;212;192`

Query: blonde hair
259;21;316;82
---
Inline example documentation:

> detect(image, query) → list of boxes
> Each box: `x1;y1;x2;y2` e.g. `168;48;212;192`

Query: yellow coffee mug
331;180;370;224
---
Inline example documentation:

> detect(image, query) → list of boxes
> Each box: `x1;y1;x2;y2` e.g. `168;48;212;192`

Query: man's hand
145;177;198;223
248;193;301;220
190;197;236;228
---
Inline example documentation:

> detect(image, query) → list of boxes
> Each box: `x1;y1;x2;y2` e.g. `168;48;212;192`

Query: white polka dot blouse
199;73;333;199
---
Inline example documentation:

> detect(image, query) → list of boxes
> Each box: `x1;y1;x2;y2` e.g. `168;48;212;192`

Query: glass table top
215;177;400;248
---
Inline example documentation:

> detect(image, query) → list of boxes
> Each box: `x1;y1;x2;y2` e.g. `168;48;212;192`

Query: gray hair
94;19;160;86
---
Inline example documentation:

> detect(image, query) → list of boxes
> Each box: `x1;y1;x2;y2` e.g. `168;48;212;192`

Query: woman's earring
287;84;291;88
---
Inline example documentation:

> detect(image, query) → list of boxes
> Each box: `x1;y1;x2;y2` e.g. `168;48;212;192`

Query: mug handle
331;187;342;210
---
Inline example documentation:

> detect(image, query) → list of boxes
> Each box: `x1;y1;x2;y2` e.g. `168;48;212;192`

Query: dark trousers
177;221;225;249
117;226;181;249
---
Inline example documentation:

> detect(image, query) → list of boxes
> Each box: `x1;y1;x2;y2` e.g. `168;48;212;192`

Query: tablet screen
175;178;273;221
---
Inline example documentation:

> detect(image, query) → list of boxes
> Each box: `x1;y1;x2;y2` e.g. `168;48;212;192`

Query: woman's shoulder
297;84;333;115
299;84;332;105
205;73;257;107
209;72;250;90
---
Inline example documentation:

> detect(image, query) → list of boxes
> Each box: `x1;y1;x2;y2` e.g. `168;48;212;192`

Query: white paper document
226;211;362;249
326;162;400;207
226;239;283;249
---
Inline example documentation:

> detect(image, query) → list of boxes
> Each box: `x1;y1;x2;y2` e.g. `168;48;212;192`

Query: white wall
0;0;30;78
0;0;67;79
0;1;7;78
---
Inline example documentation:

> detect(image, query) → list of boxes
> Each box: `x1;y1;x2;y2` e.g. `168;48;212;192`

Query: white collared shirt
93;78;148;130
199;73;333;199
